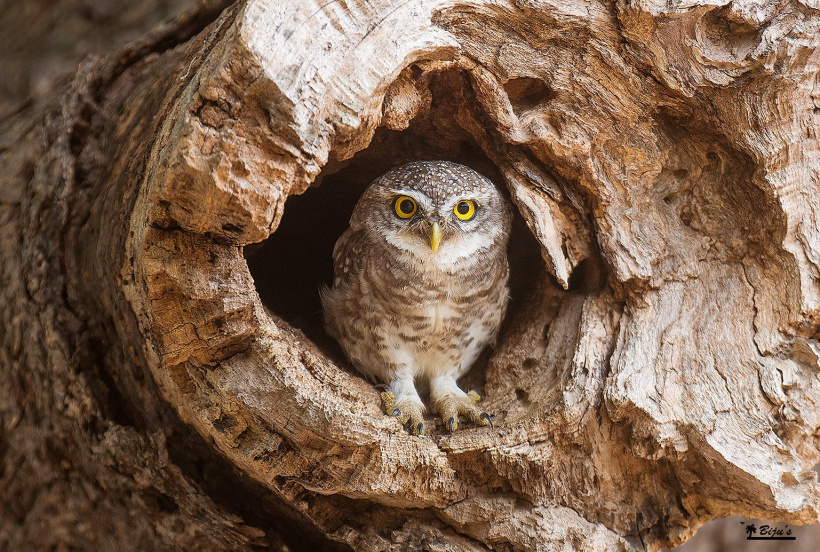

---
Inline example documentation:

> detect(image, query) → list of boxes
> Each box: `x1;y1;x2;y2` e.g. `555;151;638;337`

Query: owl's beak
430;222;442;253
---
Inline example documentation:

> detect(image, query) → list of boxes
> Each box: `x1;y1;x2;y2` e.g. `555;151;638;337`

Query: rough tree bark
2;0;820;551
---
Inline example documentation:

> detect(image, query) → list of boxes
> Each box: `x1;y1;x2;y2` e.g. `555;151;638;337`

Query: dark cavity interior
246;70;548;371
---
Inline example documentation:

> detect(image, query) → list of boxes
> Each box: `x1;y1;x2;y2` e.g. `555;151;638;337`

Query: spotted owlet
321;160;512;435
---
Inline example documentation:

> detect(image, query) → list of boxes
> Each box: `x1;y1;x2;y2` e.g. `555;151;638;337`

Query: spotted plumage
321;160;512;435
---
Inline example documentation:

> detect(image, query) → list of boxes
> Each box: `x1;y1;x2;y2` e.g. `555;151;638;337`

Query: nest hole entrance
246;71;547;390
246;138;544;367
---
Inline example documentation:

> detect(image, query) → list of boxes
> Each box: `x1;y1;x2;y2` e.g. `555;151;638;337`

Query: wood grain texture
2;0;820;550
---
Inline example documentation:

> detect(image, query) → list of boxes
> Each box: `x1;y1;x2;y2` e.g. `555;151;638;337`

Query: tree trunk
2;1;819;551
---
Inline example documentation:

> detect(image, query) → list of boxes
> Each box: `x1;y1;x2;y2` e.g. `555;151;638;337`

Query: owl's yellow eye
394;196;417;219
454;200;476;221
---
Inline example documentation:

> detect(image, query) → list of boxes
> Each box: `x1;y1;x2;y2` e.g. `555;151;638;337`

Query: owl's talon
435;391;492;432
381;390;426;434
480;412;493;428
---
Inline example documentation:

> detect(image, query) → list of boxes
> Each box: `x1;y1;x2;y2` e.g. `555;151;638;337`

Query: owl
321;160;512;435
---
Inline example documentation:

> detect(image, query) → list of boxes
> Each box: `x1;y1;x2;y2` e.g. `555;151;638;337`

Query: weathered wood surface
2;0;820;550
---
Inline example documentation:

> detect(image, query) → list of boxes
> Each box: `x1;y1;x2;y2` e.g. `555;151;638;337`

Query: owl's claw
480;412;493;429
380;391;426;435
436;390;493;432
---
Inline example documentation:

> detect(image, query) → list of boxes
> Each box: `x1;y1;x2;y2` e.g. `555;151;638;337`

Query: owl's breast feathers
322;224;509;381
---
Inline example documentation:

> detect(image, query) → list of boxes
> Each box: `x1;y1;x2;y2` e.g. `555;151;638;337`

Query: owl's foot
380;391;426;436
435;390;493;432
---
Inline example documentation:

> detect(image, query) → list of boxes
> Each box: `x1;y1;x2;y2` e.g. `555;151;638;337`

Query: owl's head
351;161;512;266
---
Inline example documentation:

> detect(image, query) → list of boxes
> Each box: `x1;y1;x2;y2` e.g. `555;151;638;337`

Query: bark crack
740;258;766;360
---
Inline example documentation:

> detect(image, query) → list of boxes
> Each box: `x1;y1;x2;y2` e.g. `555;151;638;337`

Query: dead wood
2;1;820;550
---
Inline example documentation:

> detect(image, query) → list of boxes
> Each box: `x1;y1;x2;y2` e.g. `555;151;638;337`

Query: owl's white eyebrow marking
387;189;433;210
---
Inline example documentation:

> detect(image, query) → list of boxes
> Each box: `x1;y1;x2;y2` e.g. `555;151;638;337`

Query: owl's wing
331;227;369;287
